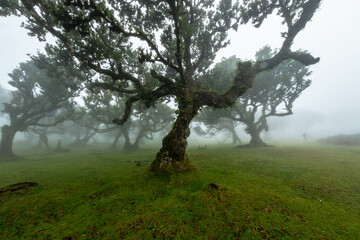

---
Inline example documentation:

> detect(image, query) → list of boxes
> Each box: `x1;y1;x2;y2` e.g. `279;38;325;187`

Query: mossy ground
0;144;360;239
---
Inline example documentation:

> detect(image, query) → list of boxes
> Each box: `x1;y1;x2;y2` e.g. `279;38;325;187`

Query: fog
0;0;360;148
2;3;360;238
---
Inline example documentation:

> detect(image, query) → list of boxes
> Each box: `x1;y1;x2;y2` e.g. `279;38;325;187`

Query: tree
79;89;131;149
199;46;312;147
1;0;321;172
0;57;80;158
84;89;174;150
28;111;72;151
194;56;242;144
194;111;242;144
238;47;312;146
0;85;11;112
30;127;53;151
128;103;175;150
66;106;101;147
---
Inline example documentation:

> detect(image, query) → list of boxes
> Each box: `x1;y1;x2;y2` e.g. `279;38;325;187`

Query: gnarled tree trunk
110;130;123;149
70;131;96;147
230;128;242;144
0;125;17;159
131;136;141;150
38;132;51;151
122;127;132;150
80;131;96;145
70;133;81;146
248;127;267;147
150;103;198;174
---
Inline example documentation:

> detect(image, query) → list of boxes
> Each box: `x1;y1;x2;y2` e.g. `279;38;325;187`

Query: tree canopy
0;56;81;158
196;46;312;147
1;0;321;172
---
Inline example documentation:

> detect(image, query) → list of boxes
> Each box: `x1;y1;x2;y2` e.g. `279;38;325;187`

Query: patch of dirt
0;182;38;196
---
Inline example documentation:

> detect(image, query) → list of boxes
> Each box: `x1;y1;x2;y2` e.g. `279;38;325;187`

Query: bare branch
89;82;137;94
112;85;172;125
254;0;321;72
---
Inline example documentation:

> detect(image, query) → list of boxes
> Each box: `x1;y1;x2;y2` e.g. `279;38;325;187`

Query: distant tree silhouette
0;56;80;159
198;46;312;147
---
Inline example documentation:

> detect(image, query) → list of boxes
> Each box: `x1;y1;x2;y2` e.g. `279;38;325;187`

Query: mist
1;1;360;239
1;1;360;148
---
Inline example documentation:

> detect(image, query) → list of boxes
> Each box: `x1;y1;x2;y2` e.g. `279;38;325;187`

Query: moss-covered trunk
150;103;197;174
0;125;17;159
248;127;267;147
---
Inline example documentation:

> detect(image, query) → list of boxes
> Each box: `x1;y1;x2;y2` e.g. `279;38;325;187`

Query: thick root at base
150;157;195;175
236;142;272;148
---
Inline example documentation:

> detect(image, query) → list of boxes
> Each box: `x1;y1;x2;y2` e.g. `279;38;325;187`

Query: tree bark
70;131;96;146
80;131;96;145
150;103;197;174
110;130;123;149
0;125;17;159
33;132;51;150
70;133;81;146
230;128;242;144
40;132;51;150
131;136;141;150
248;127;268;147
122;127;132;150
34;135;43;149
131;129;147;150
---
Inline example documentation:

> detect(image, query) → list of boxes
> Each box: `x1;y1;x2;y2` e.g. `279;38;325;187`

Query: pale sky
0;0;360;138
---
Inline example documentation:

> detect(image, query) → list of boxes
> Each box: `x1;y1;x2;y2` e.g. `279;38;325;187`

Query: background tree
84;88;174;150
30;126;53;151
1;0;321;172
194;111;242;145
0;85;11;112
64;106;100;147
194;56;242;144
199;46;312;147
129;103;175;150
79;89;132;149
0;57;80;158
28;111;71;151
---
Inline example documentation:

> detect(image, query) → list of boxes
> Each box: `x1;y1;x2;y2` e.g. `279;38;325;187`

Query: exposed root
150;159;195;175
236;143;273;148
0;182;38;196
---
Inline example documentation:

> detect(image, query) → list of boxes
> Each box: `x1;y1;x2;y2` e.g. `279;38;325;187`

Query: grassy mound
319;133;360;146
0;145;360;239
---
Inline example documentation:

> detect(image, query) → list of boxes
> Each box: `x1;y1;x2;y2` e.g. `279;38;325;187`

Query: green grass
1;144;360;239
